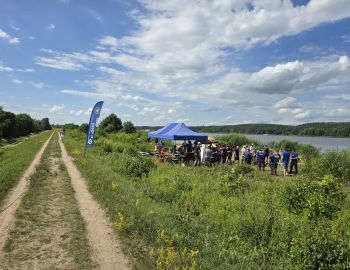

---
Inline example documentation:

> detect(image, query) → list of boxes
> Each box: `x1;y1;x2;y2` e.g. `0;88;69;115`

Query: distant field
65;129;350;269
0;131;52;205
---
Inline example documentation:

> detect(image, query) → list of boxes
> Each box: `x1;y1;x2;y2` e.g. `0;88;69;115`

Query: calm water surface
213;134;350;152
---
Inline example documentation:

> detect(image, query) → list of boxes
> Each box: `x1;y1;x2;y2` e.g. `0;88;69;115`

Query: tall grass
65;129;350;269
0;131;52;204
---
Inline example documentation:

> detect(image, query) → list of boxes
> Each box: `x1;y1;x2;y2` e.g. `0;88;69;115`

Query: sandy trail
0;132;53;252
59;139;130;270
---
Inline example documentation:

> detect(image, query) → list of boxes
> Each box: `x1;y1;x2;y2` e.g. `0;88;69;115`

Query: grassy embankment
0;131;52;205
1;132;95;269
65;129;350;269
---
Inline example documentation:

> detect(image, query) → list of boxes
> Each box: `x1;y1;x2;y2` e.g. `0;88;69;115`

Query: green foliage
220;167;250;196
99;113;123;133
15;113;34;136
79;123;89;133
0;107;50;139
64;130;350;269
281;175;346;220
0;131;51;204
0;107;16;138
217;133;260;146
123;121;136;134
306;151;350;183
290;221;350;270
114;155;155;178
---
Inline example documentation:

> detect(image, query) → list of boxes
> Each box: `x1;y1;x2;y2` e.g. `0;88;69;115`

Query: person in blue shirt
282;148;291;176
289;149;298;174
257;148;266;171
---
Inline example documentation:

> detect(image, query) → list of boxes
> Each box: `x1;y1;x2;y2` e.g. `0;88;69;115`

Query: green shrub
306;151;350;183
218;134;260;147
220;166;251;196
114;155;155;178
290;221;350;270
281;175;346;220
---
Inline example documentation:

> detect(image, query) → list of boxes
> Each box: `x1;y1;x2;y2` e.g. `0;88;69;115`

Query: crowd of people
155;139;299;176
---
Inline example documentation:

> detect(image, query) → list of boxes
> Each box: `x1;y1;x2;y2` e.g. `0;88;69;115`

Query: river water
245;134;350;152
211;134;350;152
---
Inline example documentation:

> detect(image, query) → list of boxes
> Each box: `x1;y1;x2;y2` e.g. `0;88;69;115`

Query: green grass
2;132;95;269
65;129;350;269
0;131;52;205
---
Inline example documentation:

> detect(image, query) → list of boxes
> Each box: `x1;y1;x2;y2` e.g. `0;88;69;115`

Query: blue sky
0;0;350;125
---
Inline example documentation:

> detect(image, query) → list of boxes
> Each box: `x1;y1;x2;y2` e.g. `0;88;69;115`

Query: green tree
15;113;34;136
99;113;122;133
41;118;51;130
123;121;136;134
79;123;89;133
0;107;16;138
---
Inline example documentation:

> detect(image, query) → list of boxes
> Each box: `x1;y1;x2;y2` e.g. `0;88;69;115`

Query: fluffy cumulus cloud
49;104;65;113
0;28;20;44
34;0;350;124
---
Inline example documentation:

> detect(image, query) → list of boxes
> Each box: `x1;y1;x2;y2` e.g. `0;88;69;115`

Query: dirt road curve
0;132;53;252
59;139;130;270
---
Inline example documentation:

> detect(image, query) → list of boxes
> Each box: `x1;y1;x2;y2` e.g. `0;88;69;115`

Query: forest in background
0;106;51;140
138;122;350;137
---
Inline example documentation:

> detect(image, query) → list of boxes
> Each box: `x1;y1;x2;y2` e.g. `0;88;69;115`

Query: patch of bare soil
0;132;53;252
0;135;94;270
59;140;130;270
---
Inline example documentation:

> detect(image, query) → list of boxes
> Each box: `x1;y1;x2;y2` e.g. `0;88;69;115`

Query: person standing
289;149;299;174
241;145;246;163
282;148;291;176
257;148;266;171
244;148;252;165
234;146;240;163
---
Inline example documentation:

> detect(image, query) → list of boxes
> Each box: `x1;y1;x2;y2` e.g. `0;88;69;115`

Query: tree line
0;106;51;139
60;113;137;134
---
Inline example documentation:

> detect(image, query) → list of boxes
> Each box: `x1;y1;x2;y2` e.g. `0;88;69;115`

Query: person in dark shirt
289;149;299;174
234;146;240;163
244;149;252;165
220;145;227;164
282;148;291;176
226;145;232;164
186;140;193;153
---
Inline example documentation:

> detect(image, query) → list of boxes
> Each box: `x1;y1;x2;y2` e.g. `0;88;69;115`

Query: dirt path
0;132;53;252
0;133;95;269
59;139;130;269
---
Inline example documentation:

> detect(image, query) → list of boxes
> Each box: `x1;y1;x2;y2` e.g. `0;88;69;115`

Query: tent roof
148;122;208;141
148;122;178;138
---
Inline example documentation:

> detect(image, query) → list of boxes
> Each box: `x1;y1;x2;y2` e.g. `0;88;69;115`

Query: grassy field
1;132;95;269
0;131;52;205
65;129;350;269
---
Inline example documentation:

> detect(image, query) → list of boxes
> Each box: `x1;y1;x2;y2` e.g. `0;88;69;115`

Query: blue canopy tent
149;123;208;141
148;122;178;138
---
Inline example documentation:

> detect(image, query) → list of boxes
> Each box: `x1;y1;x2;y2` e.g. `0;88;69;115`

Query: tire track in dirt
0;132;53;253
59;139;130;270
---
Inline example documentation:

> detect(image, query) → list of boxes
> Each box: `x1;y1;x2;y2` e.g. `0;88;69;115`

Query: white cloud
0;63;35;73
70;109;84;116
12;79;23;84
0;63;13;72
273;97;301;109
49;104;65;113
46;24;56;31
30;82;45;89
0;28;20;44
